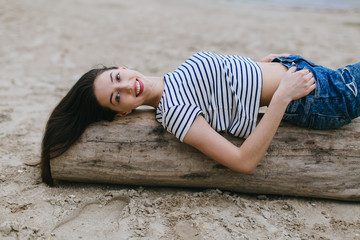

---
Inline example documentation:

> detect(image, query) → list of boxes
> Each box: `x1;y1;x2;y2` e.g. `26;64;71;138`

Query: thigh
283;96;352;130
276;56;360;129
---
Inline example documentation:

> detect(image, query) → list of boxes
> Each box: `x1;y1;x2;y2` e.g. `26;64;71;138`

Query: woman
41;52;360;185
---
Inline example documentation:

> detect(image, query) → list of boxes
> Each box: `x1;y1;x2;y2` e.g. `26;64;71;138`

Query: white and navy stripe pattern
156;52;263;142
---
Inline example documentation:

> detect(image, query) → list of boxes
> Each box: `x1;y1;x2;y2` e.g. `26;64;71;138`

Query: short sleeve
162;105;202;142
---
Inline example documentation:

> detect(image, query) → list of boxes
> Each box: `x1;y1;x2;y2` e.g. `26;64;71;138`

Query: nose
114;80;132;93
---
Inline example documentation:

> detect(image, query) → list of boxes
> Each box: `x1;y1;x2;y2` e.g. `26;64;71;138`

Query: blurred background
0;0;360;239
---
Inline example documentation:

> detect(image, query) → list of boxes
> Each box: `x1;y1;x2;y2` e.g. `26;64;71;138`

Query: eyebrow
110;71;114;83
109;71;114;105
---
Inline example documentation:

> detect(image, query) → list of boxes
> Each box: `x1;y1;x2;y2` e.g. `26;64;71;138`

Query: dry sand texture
0;0;360;239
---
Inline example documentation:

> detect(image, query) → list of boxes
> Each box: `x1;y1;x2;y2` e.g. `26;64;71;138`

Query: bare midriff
256;62;288;106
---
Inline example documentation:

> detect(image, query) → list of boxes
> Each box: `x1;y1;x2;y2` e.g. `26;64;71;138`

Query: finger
297;68;311;74
297;69;313;80
304;71;314;81
287;66;297;73
309;83;316;92
279;53;290;57
310;76;315;84
307;75;316;86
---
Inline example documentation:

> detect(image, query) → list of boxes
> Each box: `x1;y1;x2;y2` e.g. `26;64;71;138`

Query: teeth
136;81;140;95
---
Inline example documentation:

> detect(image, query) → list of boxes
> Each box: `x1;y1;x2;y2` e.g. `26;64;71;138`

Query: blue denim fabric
272;55;360;129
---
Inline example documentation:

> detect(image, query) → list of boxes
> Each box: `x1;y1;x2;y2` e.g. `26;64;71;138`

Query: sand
0;0;360;239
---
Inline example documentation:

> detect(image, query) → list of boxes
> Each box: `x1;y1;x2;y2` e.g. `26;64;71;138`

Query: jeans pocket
308;113;350;129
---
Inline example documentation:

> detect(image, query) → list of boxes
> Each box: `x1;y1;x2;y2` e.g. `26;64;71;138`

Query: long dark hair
41;66;117;185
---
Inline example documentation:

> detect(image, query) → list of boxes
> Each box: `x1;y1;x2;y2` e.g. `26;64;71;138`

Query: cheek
118;98;135;111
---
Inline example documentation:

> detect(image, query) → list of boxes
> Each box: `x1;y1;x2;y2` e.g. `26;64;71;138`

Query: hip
273;55;360;129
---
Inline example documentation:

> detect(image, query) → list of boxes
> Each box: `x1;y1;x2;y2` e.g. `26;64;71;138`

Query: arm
183;67;315;174
260;53;290;62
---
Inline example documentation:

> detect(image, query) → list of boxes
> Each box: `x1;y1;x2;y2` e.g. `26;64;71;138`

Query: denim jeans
272;55;360;129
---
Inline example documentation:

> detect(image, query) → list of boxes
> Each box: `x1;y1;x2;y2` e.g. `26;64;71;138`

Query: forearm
236;67;316;173
238;93;290;173
184;68;315;174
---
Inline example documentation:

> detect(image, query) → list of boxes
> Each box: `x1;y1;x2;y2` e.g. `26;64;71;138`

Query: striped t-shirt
155;52;263;142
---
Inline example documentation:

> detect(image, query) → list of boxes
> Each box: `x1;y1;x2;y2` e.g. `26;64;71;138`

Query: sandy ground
1;0;360;239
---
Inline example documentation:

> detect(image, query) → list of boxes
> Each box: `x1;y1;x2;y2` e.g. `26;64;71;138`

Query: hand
274;67;316;103
260;53;290;62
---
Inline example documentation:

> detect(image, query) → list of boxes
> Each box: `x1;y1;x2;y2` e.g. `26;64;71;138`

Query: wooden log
51;108;360;201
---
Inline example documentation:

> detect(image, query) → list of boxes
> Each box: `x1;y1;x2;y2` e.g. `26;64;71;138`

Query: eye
115;92;120;103
116;73;120;81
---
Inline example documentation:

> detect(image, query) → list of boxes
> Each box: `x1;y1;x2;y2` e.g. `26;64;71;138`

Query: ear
116;111;130;117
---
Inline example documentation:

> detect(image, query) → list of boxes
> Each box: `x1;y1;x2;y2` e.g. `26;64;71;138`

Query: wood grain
51;109;360;201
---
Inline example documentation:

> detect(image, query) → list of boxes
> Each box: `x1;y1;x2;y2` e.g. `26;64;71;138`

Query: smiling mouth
135;79;144;97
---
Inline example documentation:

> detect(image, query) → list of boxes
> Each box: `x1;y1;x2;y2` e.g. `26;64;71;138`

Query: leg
275;55;360;129
337;62;360;119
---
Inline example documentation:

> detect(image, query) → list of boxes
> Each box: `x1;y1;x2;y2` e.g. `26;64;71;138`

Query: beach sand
0;0;360;239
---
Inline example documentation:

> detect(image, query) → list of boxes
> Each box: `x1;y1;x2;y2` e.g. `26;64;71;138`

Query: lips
135;79;144;97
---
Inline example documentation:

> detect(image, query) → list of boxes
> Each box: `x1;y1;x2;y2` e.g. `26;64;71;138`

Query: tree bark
51;109;360;201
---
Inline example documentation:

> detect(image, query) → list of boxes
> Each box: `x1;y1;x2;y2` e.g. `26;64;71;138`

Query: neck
144;76;165;108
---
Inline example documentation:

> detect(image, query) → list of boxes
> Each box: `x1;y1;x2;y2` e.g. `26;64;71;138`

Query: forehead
95;70;112;90
96;69;112;83
94;70;112;105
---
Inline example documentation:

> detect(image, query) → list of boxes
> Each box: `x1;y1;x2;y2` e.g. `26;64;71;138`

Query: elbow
231;163;256;174
232;153;258;174
239;165;256;175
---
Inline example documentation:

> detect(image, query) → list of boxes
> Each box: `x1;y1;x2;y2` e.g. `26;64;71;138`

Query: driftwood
51;108;360;201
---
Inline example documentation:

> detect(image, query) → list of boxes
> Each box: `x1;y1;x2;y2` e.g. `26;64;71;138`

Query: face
94;67;153;116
